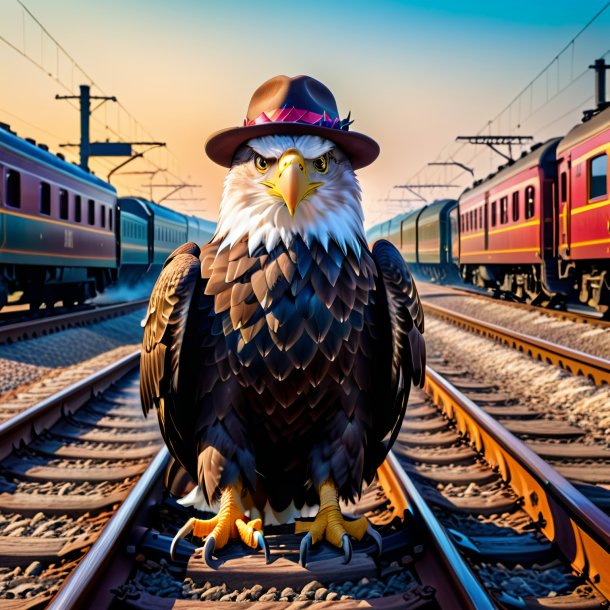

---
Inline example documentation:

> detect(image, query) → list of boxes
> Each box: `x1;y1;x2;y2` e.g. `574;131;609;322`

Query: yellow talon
171;484;269;566
295;480;369;548
191;486;262;549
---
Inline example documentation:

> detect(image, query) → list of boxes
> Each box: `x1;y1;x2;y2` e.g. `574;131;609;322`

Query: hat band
244;107;353;131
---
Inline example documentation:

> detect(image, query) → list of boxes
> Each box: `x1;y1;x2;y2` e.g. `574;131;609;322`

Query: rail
424;366;610;599
0;298;148;344
423;300;610;386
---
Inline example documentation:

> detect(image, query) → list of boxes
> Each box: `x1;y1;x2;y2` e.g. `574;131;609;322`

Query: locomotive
368;103;610;316
0;123;216;310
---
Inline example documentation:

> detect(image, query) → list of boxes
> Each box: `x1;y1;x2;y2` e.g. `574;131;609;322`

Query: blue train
367;199;460;283
0;123;216;310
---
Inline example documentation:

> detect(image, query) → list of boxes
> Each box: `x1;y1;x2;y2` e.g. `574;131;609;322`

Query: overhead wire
375;3;610;224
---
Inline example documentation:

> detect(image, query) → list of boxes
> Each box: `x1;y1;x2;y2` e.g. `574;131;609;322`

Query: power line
380;3;610;225
2;1;192;201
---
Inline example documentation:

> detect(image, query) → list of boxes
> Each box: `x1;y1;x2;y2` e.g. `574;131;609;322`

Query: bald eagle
140;132;425;567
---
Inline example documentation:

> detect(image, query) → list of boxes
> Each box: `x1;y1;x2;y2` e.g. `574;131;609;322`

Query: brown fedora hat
205;75;380;170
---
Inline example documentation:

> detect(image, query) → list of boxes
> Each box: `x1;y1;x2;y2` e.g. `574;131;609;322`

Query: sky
1;0;609;227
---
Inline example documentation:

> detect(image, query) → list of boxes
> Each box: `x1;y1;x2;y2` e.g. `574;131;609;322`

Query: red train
459;102;609;313
369;99;609;316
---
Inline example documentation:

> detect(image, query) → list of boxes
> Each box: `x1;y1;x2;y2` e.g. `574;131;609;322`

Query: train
0;122;216;310
367;102;610;316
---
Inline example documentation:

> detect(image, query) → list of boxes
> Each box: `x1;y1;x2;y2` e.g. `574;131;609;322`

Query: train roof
0;124;116;195
187;215;217;232
461;138;561;201
418;198;457;213
557;105;610;156
119;196;216;228
366;199;458;238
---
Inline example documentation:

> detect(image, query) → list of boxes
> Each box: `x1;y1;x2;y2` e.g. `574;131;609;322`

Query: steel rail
378;456;498;609
424;366;610;599
47;447;171;610
423;300;610;386
0;349;140;461
421;281;610;328
0;298;148;344
51;447;496;610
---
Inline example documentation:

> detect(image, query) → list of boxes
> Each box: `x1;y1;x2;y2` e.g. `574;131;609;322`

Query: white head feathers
213;134;366;256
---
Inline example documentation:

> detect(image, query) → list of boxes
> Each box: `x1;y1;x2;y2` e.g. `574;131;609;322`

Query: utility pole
583;58;610;120
56;84;165;171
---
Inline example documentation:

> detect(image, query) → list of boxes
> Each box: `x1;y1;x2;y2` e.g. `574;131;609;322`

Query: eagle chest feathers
199;236;381;446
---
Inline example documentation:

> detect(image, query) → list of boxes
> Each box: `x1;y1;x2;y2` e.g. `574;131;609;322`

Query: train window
40;182;51;215
59;189;69;220
500;197;508;224
108;209;113;231
589;153;607;200
74;195;82;222
100;206;106;228
491;201;497;227
512;192;519;221
469;210;474;231
6;169;21;208
88;199;95;225
478;207;482;228
560;172;567;203
525;186;535;219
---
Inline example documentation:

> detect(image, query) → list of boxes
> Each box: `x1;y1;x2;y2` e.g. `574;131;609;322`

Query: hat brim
205;123;380;170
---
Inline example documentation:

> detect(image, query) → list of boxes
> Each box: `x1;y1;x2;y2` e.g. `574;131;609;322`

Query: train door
484;194;489;251
0;165;4;248
448;205;459;265
115;201;121;267
541;177;556;259
558;157;571;257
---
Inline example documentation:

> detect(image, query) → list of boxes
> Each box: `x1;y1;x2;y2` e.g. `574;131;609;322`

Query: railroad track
422;300;610;386
48;432;496;610
0;299;149;345
419;280;610;328
0;332;607;607
43;372;610;609
0;351;163;608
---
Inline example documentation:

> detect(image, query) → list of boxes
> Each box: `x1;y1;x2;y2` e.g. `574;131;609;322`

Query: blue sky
1;0;608;224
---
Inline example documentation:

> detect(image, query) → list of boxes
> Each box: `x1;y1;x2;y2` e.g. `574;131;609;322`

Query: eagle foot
170;486;270;568
295;480;381;567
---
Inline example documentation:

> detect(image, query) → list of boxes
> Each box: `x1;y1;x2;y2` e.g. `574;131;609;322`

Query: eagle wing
370;239;426;453
140;242;203;471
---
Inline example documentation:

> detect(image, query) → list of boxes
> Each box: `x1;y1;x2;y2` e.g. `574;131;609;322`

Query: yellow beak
260;148;323;216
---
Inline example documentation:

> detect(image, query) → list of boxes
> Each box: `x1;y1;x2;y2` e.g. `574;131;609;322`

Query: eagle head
213;134;366;256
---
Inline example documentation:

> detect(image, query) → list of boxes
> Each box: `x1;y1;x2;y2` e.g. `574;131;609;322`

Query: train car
458;138;561;303
148;201;189;276
117;197;152;283
0;124;117;309
117;198;215;285
186;214;216;246
556;105;610;313
367;203;458;281
416;199;459;282
367;211;418;261
399;209;421;265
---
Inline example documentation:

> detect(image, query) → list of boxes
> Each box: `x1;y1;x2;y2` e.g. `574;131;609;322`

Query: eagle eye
312;154;329;174
254;155;270;173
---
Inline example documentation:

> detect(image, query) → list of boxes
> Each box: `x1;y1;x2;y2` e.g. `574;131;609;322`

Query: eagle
140;75;425;568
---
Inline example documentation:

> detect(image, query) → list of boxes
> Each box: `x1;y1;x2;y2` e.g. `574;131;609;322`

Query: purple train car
0;124;117;309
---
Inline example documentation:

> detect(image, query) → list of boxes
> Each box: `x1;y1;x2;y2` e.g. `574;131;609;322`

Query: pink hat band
244;107;351;131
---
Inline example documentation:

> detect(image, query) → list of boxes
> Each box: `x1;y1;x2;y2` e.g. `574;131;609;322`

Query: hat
205;75;380;170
